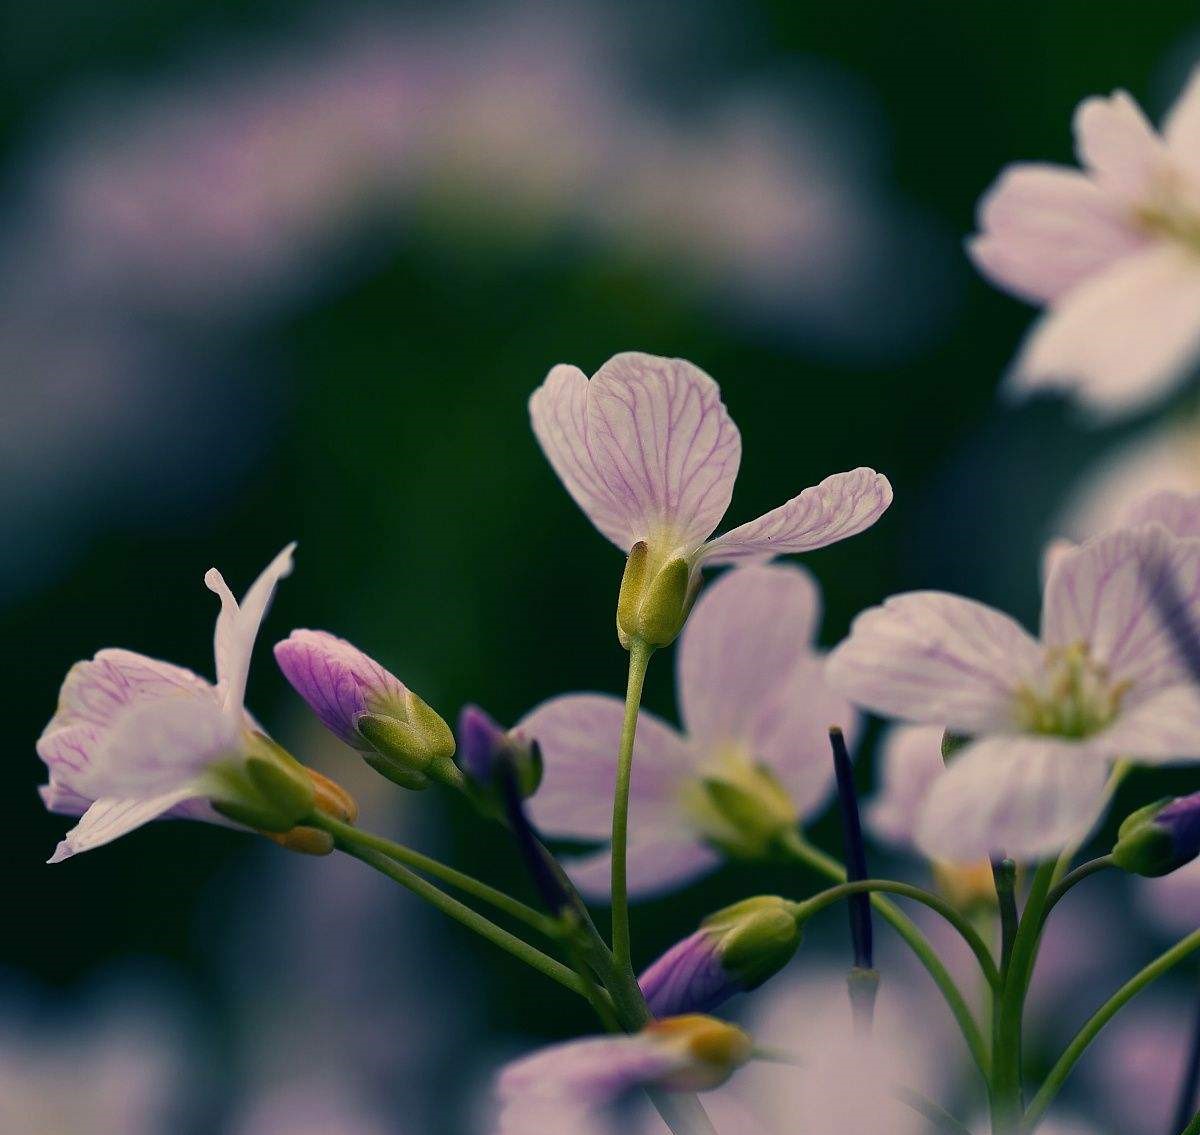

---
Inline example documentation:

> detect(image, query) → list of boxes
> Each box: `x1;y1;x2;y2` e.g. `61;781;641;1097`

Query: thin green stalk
993;860;1018;979
781;829;990;1078
991;860;1055;1135
795;878;1000;990
316;828;593;1003
1025;926;1200;1129
310;813;559;939
1182;1111;1200;1135
611;637;654;974
1042;855;1115;921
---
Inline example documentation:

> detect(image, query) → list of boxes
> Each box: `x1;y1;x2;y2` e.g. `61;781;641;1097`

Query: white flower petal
678;562;821;748
968;163;1145;304
1120;490;1200;539
865;724;946;850
1042;526;1200;697
914;735;1111;863
1009;244;1200;419
48;787;201;863
1098;685;1200;764
520;694;693;841
530;354;741;553
1164;67;1200;178
564;836;721;901
1073;89;1165;200
207;543;296;714
83;694;240;798
826;592;1041;733
699;468;892;564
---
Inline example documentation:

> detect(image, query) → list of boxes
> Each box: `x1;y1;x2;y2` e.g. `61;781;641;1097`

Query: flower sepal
617;541;694;649
206;732;316;831
355;694;457;791
1113;792;1200;877
265;767;360;856
642;1015;753;1091
701;895;803;991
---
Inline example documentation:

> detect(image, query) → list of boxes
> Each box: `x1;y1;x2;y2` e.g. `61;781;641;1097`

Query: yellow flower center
1014;642;1128;739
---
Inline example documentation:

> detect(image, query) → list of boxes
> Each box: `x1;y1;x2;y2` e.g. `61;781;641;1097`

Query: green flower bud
1113;793;1200;877
617;541;695;649
356;692;456;790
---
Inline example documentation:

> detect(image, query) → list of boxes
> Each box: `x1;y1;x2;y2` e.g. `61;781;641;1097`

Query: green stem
1181;1111;1200;1135
311;813;559;939
993;860;1018;979
991;860;1055;1135
1042;855;1115;921
795;878;1000;990
781;830;990;1078
1024;926;1200;1129
317;832;593;1004
611;637;654;974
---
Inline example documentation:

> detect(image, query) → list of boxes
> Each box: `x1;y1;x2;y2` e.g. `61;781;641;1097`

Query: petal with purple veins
48;786;203;863
826;591;1042;733
699;468;892;565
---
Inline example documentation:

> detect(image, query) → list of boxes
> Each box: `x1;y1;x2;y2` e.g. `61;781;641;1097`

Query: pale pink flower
529;352;891;575
971;69;1200;417
521;563;859;897
37;545;295;861
828;525;1200;862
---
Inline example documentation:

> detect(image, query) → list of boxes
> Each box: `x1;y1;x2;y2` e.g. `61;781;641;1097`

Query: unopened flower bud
682;763;797;859
1114;793;1200;877
642;1015;754;1091
456;704;543;798
274;630;455;789
264;768;359;856
617;541;695;649
206;731;317;832
639;896;802;1016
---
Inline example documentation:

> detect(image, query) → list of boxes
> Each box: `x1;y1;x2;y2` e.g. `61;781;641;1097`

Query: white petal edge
48;787;201;863
914;735;1111;863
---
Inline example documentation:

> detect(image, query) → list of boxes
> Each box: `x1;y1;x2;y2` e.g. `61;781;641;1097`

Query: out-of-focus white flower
971;68;1200;418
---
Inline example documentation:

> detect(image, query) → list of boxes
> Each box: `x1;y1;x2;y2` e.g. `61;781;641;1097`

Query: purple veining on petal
530;353;740;553
699;467;892;564
274;629;408;747
826;590;1042;734
639;929;731;1017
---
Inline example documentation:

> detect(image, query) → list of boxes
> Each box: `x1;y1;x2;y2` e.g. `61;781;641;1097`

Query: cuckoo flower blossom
970;68;1200;417
493;1015;751;1132
828;525;1200;862
530;351;891;645
38;545;302;862
520;562;859;897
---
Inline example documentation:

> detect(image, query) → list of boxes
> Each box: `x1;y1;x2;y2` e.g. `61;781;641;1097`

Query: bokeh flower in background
972;66;1200;418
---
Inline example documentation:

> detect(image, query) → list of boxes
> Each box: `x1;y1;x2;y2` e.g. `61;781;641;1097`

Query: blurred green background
7;2;1200;1132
